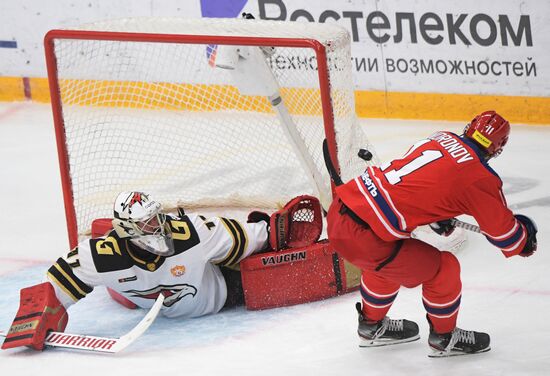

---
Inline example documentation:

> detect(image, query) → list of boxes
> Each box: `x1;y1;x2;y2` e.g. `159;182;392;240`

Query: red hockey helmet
464;111;510;158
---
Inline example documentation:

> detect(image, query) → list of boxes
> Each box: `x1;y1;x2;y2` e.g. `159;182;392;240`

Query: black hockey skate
356;303;420;347
427;317;490;357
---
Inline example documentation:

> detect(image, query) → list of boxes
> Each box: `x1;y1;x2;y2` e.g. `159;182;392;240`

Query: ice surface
0;102;549;375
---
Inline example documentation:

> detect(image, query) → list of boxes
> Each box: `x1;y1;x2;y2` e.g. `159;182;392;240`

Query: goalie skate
356;303;420;347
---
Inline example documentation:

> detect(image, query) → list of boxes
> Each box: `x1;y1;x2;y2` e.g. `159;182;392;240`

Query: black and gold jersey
46;213;267;318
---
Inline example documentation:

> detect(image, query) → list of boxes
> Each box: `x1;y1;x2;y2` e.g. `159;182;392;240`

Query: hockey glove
515;214;538;257
429;219;456;237
247;211;270;227
2;282;68;351
247;211;272;253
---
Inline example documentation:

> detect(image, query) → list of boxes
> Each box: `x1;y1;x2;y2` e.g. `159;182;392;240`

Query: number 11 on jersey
382;146;443;185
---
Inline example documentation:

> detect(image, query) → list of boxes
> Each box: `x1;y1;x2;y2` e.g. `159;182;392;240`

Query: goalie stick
0;293;164;354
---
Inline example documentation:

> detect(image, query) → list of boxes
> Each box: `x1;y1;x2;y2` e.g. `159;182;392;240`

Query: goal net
44;17;376;245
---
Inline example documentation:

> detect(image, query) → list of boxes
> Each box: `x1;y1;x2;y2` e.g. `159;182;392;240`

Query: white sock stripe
361;279;400;298
427;307;460;319
422;292;462;307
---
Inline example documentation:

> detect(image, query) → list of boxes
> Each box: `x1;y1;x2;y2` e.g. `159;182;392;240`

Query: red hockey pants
327;199;462;334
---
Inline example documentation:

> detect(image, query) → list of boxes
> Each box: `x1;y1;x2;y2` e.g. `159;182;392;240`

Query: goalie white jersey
46;214;268;318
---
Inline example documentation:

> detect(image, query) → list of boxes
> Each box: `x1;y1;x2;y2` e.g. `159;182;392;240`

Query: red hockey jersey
336;131;526;257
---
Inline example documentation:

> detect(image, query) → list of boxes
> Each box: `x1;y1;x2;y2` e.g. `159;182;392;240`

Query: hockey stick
0;293;164;353
322;138;373;187
322;138;343;187
450;218;481;233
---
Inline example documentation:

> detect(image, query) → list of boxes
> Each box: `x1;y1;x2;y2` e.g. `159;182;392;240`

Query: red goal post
43;18;375;248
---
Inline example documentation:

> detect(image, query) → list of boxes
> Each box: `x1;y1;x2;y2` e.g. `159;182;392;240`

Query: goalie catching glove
248;195;323;251
2;282;68;351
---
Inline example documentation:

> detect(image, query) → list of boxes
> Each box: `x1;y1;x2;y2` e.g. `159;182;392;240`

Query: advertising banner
0;0;548;121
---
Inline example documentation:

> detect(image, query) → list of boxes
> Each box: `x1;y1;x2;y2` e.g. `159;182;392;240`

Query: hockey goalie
2;191;352;351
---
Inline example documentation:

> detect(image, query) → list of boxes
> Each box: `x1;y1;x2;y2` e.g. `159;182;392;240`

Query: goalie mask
112;191;174;256
463;110;510;159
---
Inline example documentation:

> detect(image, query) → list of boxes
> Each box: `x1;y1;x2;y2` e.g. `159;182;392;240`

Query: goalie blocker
2;282;68;350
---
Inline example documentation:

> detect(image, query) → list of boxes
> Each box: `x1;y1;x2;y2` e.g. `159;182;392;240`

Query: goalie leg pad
240;240;356;310
2;282;68;350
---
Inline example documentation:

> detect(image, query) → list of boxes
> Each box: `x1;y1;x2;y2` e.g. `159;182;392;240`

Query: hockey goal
44;17;375;247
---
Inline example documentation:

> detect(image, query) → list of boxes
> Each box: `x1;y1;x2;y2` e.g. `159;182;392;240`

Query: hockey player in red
326;111;538;357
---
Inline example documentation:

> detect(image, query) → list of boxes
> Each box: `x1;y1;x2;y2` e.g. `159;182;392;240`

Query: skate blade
428;346;491;358
359;334;420;348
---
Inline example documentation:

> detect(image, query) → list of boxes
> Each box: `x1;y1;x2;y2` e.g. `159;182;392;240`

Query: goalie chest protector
240;240;357;310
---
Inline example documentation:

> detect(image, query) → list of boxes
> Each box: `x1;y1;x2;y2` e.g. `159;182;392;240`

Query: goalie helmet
112;191;174;256
463;110;510;159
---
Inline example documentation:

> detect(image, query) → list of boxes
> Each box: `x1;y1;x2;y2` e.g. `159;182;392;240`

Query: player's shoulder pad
89;230;133;273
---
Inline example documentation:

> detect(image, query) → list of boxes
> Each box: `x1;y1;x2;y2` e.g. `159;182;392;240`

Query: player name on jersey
430;132;474;163
360;173;379;197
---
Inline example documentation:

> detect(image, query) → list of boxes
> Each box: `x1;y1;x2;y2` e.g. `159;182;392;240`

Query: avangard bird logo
123;284;197;307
